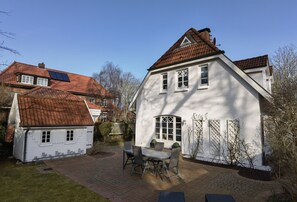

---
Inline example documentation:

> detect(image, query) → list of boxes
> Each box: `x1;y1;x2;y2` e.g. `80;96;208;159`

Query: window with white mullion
41;131;51;143
155;116;182;142
177;69;188;89
37;77;48;86
161;73;168;91
21;75;34;84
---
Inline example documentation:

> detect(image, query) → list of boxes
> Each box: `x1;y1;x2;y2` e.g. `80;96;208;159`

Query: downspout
23;128;30;162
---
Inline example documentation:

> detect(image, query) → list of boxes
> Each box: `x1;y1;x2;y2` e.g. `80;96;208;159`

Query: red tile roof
0;61;113;98
18;94;94;127
24;86;106;111
23;86;81;101
233;55;268;70
149;28;223;70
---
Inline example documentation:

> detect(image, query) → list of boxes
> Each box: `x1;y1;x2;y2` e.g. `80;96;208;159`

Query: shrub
172;142;180;149
150;139;157;148
98;122;113;143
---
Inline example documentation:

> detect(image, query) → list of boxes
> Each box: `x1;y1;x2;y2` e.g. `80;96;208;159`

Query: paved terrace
45;145;282;202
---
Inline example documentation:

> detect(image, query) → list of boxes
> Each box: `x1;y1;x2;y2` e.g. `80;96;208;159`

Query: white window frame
66;130;74;142
21;75;34;85
155;116;182;142
198;65;209;89
41;131;51;144
176;69;188;90
161;73;168;93
180;36;191;47
36;77;48;86
102;99;107;107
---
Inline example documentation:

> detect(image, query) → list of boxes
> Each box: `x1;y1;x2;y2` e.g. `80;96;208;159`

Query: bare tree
120;72;140;120
0;11;19;66
265;44;297;199
93;62;140;121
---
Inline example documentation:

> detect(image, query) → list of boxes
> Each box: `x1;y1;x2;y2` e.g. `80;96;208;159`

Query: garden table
123;147;171;170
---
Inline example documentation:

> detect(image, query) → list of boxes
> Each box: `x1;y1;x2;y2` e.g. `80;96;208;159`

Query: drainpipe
23;128;30;162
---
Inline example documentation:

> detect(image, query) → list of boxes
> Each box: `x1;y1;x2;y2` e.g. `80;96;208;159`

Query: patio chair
123;141;134;169
131;146;150;177
154;142;164;151
149;142;165;171
164;148;181;178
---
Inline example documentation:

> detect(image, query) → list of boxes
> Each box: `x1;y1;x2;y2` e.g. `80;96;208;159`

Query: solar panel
48;70;70;82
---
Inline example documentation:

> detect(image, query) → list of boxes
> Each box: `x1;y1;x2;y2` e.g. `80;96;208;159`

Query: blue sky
1;0;297;79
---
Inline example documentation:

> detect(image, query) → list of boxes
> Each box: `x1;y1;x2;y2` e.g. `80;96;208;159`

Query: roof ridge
190;28;221;53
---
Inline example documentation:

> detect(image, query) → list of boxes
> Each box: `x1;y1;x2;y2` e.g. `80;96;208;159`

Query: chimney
198;28;211;42
38;62;45;68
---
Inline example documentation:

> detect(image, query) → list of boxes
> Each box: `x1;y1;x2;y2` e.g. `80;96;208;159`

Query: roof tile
233;55;268;70
150;28;223;69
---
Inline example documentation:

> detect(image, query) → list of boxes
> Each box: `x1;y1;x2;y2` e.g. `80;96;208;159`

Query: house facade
130;28;272;170
8;88;94;162
0;61;114;121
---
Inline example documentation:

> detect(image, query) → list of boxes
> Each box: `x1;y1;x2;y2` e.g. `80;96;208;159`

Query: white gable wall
135;57;266;169
23;127;90;162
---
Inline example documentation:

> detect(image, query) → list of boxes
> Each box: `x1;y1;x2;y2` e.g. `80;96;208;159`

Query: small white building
130;28;272;170
8;87;94;162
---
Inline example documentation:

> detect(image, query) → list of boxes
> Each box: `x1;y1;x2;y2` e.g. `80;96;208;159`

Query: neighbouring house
7;87;95;162
129;28;273;170
0;61;114;121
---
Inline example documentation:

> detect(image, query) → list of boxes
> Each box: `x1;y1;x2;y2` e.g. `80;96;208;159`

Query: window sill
65;141;76;145
159;91;167;95
174;89;188;93
197;86;209;90
40;143;53;147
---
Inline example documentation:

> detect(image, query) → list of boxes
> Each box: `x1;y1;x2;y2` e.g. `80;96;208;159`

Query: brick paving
45;145;282;202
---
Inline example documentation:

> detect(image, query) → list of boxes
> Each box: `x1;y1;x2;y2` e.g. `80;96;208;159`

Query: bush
172;142;180;149
150;139;157;148
94;122;113;142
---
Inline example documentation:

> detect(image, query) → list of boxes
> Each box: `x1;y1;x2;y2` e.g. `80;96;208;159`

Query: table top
124;147;171;160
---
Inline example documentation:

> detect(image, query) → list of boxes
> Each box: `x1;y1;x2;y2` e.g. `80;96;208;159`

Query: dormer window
37;77;48;86
21;75;34;85
180;36;191;47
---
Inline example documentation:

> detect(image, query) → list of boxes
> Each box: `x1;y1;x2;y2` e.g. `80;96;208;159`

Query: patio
45;144;282;202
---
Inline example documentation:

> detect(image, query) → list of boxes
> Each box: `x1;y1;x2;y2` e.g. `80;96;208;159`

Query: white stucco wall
22;127;90;162
135;58;266;169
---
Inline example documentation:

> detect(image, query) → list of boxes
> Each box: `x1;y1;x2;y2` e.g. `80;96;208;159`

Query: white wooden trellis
209;120;221;156
227;120;240;158
192;114;204;154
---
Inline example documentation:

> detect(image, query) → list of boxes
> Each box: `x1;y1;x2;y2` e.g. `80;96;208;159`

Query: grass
0;158;110;202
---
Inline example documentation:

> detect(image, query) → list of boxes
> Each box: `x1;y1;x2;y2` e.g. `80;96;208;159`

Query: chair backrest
168;148;180;170
124;141;132;150
132;145;143;165
154;142;164;151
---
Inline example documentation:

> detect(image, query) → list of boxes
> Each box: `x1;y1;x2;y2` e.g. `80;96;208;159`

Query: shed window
41;131;51;143
66;130;74;141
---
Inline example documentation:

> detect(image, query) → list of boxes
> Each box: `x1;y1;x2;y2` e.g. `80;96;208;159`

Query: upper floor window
177;69;188;89
155;116;182;142
37;77;48;86
102;99;107;107
21;75;34;85
41;131;51;143
198;65;209;89
66;130;74;141
161;73;168;92
89;98;95;103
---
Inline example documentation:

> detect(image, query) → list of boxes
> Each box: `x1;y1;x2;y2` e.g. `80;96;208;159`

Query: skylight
48;70;70;82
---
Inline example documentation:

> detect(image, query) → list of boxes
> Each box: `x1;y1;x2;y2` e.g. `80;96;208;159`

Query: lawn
0;158;110;202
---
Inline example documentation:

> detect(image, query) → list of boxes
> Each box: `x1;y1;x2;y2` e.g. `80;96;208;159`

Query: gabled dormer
180;36;192;47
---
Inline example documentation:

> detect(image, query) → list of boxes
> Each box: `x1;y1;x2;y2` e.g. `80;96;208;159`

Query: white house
8;87;94;162
130;28;272;170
